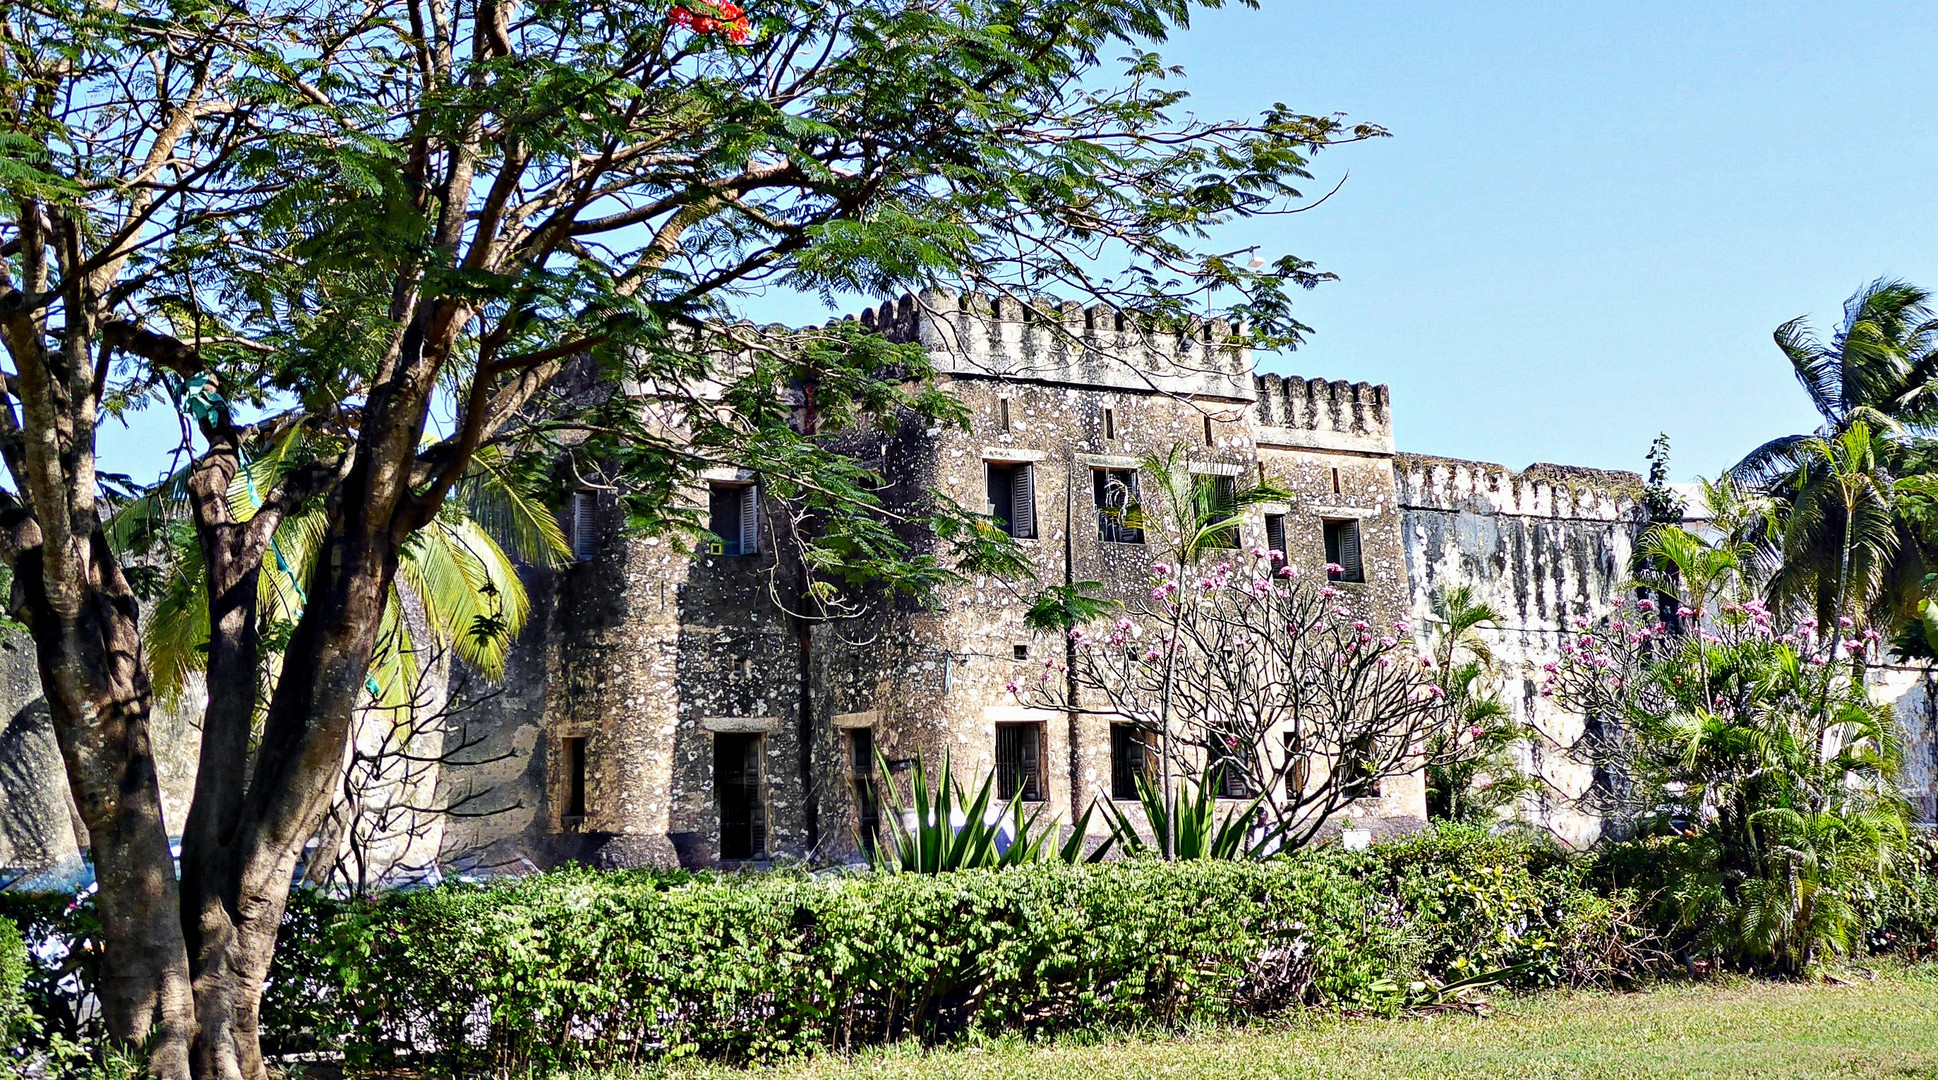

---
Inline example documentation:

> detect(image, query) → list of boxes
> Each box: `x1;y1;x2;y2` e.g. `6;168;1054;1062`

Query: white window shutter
1011;464;1034;538
1339;519;1362;579
572;491;597;562
738;485;759;555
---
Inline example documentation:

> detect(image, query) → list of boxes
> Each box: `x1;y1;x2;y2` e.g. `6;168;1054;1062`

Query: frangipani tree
1019;446;1449;849
1019;549;1448;849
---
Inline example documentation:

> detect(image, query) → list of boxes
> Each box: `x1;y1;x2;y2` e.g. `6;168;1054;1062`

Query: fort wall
1396;454;1646;846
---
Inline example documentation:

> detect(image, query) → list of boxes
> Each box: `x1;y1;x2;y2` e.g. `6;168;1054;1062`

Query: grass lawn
659;966;1938;1080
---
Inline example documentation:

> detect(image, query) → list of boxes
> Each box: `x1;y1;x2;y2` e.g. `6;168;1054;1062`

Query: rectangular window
999;397;1012;433
1340;734;1381;799
1213;743;1253;799
1203;414;1214;445
850;728;880;856
1281;734;1311;799
995;723;1045;802
1196;474;1240;548
1094;468;1144;544
1110;723;1154;800
985;461;1036;539
715;733;766;860
570;491;598;562
560;735;587;823
1102;408;1116;441
1324;518;1364;582
708;483;760;556
1264;513;1286;559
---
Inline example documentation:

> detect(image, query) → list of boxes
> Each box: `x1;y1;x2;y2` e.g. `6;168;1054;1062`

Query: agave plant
1099;762;1284;860
869;751;1106;873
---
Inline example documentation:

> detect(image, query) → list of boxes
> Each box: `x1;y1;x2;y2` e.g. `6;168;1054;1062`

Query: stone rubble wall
1396;454;1647;848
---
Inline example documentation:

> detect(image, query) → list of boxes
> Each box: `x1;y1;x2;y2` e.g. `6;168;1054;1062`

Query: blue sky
99;1;1938;484
1169;0;1938;479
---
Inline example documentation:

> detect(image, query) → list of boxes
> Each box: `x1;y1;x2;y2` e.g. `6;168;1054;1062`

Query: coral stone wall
1396;455;1647;847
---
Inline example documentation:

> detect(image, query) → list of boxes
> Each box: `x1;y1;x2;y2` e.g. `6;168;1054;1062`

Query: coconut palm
1730;280;1938;631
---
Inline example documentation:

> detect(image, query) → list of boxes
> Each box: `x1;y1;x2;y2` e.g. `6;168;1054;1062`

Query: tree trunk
14;538;195;1079
183;451;412;1079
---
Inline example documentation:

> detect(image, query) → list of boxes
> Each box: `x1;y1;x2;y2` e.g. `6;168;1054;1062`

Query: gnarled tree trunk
9;529;195;1079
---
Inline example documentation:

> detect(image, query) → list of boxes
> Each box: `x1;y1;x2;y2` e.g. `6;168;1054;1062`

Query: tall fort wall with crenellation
1;291;1931;886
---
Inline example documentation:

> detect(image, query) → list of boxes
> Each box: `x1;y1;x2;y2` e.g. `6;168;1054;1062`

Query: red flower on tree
668;2;751;43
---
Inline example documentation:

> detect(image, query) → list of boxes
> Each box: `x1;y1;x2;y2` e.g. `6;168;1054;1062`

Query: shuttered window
1324;518;1363;582
571;490;598;562
985;462;1036;539
1264;513;1286;558
850;728;880;856
1110;723;1154;800
995;723;1045;802
708;483;760;556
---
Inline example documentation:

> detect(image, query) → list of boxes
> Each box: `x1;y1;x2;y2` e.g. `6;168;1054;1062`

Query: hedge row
252;826;1657;1072
10;825;1820;1073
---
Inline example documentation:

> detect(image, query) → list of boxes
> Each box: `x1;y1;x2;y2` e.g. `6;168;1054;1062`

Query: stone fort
2;293;1934;885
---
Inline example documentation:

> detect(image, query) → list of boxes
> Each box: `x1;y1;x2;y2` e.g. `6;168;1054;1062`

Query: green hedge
1;916;29;1050
33;824;1916;1072
268;857;1407;1071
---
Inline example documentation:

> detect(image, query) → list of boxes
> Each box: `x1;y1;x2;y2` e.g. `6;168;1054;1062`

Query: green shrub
0;891;100;1049
1865;829;1938;959
269;858;1407;1071
1354;823;1659;989
1;916;30;1050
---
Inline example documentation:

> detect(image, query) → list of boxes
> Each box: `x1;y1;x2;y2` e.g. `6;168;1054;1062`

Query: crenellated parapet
853;288;1255;401
1396;454;1644;522
1252;374;1393;455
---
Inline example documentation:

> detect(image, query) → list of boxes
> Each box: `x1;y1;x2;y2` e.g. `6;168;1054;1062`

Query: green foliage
1729;278;1938;631
1555;586;1911;975
259;860;1408;1071
1360;825;1661;991
1422;585;1530;823
1099;763;1283;861
1023;581;1120;634
23;825;1934;1068
869;752;1106;873
0;916;30;1053
1864;829;1938;959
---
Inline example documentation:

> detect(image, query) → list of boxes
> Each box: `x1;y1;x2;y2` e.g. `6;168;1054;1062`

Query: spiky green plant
1098;762;1284;861
868;751;1106;873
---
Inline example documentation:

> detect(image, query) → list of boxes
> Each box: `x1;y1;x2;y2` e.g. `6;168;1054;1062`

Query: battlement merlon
1253;374;1394;456
854;288;1256;402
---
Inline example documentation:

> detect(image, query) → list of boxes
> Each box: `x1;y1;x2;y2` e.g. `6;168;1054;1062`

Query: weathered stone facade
6;292;1934;885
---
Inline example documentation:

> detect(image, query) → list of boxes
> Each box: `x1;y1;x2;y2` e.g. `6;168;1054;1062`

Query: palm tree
1422;585;1525;822
1730;279;1938;631
119;439;570;891
135;441;568;707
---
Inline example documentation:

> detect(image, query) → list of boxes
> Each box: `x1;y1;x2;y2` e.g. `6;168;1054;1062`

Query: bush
1;916;30;1050
34;823;1922;1073
1355;823;1661;989
1866;829;1938;960
266;858;1407;1071
0;891;100;1049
